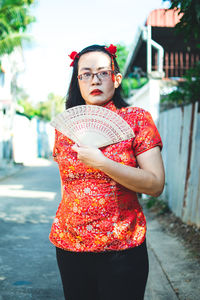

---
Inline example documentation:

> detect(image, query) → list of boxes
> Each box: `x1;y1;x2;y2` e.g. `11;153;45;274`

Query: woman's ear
114;73;122;88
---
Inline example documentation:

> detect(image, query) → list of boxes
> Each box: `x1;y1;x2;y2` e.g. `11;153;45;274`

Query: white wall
0;113;54;165
12;115;38;163
126;78;161;124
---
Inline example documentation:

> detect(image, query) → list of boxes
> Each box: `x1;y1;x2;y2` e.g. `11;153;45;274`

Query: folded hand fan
50;105;135;148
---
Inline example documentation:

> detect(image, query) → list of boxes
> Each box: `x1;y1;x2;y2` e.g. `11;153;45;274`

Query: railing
152;51;200;78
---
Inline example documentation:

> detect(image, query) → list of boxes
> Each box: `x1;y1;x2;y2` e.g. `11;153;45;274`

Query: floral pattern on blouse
49;100;163;252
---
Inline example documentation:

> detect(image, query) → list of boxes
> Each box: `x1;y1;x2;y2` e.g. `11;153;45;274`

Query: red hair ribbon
69;51;79;67
105;44;117;58
105;44;117;82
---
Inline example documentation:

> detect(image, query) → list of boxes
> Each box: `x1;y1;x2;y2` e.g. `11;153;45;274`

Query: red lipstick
90;89;103;95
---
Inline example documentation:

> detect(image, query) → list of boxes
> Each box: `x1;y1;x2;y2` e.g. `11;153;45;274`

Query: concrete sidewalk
0;162;24;181
144;212;200;300
0;158;51;181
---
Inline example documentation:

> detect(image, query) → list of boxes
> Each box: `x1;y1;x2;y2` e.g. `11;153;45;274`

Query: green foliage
0;33;32;55
115;43;149;98
121;77;148;98
183;61;200;102
121;78;130;98
146;196;169;215
160;61;200;110
163;0;200;48
146;196;157;209
18;98;36;118
17;93;65;121
161;1;200;109
0;0;36;55
35;93;65;121
116;44;129;73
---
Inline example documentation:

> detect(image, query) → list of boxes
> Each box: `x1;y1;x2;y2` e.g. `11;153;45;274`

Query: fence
158;102;200;227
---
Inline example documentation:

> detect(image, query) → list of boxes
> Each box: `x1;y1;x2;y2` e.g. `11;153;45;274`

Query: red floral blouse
49;100;162;252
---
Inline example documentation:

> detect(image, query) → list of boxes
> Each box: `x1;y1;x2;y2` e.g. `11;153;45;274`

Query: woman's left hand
71;144;106;169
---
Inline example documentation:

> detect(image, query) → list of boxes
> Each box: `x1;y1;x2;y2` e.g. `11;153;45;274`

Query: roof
145;8;183;27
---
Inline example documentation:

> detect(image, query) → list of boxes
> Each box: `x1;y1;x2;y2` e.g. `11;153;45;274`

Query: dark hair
65;44;128;109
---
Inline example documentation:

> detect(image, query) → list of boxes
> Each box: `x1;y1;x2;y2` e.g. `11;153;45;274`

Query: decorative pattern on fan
50;105;135;148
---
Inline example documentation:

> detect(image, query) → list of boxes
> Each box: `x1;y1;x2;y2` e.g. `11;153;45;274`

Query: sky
18;0;170;103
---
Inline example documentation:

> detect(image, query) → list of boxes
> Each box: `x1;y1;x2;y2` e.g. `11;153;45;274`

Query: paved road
0;159;199;300
0;159;64;300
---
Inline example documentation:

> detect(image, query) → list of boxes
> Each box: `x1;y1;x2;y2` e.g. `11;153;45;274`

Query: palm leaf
0;16;11;34
0;33;32;55
0;0;35;55
0;4;35;32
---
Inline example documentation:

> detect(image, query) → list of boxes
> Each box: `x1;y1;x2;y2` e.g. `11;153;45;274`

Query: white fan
50;105;135;148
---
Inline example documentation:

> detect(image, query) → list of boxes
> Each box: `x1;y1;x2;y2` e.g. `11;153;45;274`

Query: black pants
56;240;149;300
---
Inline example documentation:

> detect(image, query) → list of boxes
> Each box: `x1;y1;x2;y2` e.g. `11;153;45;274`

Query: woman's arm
72;144;165;197
100;146;165;197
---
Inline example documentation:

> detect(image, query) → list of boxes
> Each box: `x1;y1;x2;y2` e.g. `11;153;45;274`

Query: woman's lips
90;89;103;95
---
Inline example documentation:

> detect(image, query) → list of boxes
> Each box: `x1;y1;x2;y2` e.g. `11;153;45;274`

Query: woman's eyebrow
79;66;109;72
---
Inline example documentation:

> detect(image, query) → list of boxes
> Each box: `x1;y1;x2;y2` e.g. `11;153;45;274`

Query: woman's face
77;51;122;106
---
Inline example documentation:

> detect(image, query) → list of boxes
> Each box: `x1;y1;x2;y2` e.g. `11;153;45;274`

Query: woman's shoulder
118;106;151;121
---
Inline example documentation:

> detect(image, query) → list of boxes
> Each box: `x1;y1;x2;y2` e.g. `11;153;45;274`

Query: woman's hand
71;144;106;169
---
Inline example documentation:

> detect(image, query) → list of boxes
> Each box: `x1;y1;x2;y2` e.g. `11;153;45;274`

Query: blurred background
1;0;172;164
0;1;200;299
1;0;200;231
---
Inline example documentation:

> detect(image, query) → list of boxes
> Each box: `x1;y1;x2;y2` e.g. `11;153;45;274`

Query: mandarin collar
102;100;118;113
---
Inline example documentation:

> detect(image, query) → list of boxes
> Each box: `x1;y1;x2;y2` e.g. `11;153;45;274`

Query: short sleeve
132;110;163;156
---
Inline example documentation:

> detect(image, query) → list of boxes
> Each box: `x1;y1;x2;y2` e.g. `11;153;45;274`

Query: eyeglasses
77;70;114;81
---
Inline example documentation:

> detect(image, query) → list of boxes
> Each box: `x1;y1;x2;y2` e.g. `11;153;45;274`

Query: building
123;9;200;122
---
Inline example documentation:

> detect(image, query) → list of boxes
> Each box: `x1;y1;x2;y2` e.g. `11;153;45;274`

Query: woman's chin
85;97;112;106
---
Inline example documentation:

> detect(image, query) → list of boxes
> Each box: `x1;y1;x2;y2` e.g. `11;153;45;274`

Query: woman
50;44;165;300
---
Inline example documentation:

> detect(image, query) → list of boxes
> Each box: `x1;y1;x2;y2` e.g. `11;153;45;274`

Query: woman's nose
91;73;101;84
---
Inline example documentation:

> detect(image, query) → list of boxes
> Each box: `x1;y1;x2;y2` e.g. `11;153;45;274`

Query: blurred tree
35;93;65;121
116;44;149;98
116;44;129;73
0;0;36;56
17;93;65;121
121;77;148;98
163;0;200;48
160;61;200;110
161;0;200;109
17;97;36;118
